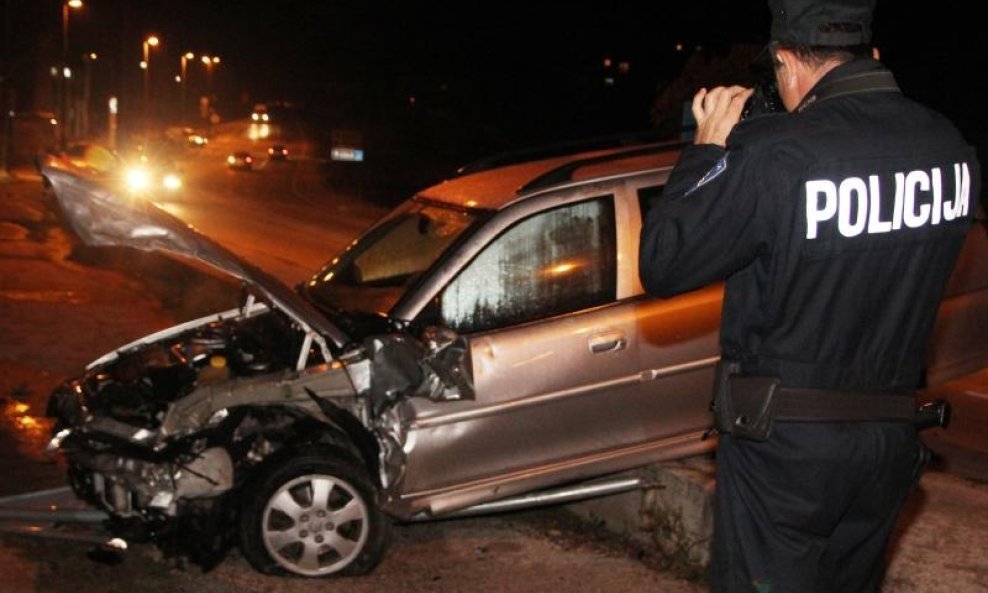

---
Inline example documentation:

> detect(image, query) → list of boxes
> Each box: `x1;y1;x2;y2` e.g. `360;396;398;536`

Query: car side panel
390;174;720;513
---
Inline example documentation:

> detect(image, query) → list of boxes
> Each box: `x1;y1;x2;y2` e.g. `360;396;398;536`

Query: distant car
187;133;208;147
39;143;182;198
122;160;183;194
268;144;288;161
251;110;269;123
227;151;254;170
178;126;208;147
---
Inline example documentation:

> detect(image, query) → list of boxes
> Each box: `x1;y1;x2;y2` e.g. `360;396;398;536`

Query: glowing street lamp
61;1;83;60
179;52;194;124
58;0;83;149
81;52;97;137
201;54;220;85
200;55;221;126
142;35;160;137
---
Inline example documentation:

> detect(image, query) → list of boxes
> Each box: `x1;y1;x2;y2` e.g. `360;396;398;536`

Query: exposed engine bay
45;294;472;568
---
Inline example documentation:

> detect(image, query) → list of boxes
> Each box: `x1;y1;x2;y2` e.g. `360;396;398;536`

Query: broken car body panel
41;167;479;520
44;168;349;350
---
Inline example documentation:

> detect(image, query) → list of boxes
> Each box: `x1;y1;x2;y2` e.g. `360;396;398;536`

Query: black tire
238;448;390;577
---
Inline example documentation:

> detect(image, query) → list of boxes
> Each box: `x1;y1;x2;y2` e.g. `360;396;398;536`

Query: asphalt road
156;119;388;287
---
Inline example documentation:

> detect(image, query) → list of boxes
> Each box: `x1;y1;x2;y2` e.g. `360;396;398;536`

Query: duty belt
709;361;952;441
772;388;916;422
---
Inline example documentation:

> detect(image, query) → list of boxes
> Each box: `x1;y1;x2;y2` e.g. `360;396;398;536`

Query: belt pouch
711;359;741;435
725;375;781;441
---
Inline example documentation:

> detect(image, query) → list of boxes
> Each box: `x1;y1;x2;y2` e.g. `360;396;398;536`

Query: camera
741;49;784;120
741;74;783;120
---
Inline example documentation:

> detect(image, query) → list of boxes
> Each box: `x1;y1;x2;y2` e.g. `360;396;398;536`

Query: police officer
638;0;980;591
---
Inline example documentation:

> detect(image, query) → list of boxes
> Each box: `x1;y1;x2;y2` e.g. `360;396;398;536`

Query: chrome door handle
589;333;627;354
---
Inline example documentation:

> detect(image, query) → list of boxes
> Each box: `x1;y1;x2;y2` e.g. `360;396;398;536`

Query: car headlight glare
162;174;182;190
124;167;151;191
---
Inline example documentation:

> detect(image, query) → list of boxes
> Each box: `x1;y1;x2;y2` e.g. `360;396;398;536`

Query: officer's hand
692;86;755;148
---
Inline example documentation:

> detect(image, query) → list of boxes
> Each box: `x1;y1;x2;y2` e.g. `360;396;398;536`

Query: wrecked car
39;136;988;578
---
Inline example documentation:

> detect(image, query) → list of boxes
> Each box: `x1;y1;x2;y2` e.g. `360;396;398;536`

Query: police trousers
708;421;921;593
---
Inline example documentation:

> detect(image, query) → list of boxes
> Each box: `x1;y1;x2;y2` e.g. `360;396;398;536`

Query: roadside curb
566;430;988;591
566;458;714;582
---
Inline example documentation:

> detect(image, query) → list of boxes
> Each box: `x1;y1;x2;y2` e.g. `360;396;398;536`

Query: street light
201;54;220;84
200;55;220;129
201;55;220;77
81;52;96;138
59;0;83;149
61;1;83;61
142;35;159;139
179;52;194;125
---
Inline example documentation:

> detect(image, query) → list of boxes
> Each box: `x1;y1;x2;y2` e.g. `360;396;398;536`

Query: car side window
436;196;617;334
637;185;664;221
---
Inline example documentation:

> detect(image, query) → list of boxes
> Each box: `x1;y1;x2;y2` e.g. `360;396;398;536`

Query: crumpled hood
43;166;349;349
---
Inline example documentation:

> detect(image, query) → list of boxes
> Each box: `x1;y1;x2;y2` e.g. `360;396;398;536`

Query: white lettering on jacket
805;163;971;240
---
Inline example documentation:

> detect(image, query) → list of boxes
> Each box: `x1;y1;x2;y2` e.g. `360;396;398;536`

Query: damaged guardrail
0;486;125;554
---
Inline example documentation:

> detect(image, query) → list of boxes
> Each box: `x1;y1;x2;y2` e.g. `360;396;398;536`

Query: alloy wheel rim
261;473;370;576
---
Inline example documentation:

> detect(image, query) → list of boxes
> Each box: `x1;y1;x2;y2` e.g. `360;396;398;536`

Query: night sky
4;1;985;161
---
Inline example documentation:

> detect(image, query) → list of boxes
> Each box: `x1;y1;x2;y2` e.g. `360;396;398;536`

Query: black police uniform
639;58;980;592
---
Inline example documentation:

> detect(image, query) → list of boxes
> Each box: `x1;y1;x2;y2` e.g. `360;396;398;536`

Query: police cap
769;0;877;46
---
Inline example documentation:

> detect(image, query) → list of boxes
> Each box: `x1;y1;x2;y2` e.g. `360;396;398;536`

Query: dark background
3;1;985;194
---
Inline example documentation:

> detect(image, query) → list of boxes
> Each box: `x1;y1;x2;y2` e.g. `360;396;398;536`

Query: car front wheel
238;449;390;577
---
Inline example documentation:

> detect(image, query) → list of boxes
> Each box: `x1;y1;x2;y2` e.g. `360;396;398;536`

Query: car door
623;178;723;447
394;185;708;508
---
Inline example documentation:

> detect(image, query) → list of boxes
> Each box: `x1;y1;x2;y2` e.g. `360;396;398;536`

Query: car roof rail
455;129;676;177
516;138;687;195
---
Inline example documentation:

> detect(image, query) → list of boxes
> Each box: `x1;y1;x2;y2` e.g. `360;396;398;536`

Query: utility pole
60;1;68;149
82;53;94;138
59;0;83;150
1;0;12;173
180;52;193;126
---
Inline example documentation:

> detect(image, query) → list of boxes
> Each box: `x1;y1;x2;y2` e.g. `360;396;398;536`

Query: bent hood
43;166;350;349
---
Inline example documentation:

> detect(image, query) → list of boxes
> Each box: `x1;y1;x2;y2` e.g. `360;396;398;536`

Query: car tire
238;448;390;577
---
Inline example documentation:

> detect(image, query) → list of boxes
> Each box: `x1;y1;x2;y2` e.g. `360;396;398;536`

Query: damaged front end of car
40;167;474;572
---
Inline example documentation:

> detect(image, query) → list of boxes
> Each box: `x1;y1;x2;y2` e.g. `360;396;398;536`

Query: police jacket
639;58;980;391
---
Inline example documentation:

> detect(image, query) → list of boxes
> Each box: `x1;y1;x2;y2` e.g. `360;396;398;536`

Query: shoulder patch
685;154;729;197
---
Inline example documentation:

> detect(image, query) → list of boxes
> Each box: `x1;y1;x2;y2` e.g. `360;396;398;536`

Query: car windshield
302;199;479;316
